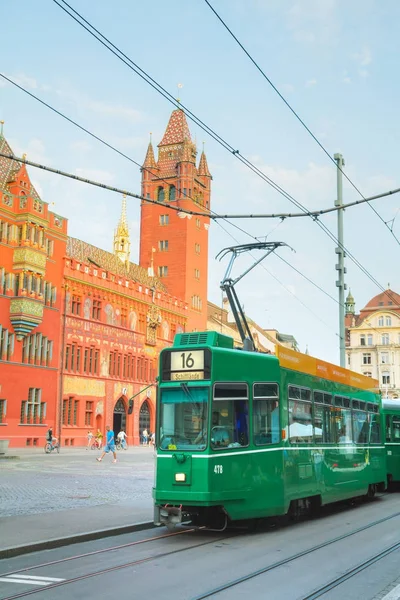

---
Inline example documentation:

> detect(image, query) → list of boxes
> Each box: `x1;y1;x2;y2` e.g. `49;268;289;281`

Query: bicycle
44;439;60;454
116;440;128;451
91;439;102;450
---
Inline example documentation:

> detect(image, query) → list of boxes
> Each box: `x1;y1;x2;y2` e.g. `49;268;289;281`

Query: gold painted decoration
63;376;105;397
146;304;161;345
13;247;46;275
10;298;44;318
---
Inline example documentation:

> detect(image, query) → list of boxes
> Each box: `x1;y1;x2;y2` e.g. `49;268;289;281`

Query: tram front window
159;385;209;450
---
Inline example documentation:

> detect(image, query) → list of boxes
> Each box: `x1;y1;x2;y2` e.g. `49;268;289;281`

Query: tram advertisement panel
161;348;211;381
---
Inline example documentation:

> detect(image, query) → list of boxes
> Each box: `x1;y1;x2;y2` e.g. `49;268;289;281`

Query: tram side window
352;408;368;444
313;391;333;443
393;416;400;442
369;409;381;444
288;385;312;444
333;396;353;443
253;383;279;445
386;415;392;442
212;383;249;449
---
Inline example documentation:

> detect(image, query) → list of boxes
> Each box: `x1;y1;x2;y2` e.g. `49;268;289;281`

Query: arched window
139;401;151;442
386;316;392;326
169;185;176;201
157;187;165;202
378;316;384;326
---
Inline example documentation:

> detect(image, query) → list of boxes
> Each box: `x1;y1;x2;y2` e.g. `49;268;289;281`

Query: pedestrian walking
96;425;117;463
95;429;103;449
86;430;93;450
142;428;148;445
117;429;127;449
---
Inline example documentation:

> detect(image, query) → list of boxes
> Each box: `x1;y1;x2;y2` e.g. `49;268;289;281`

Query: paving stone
0;448;155;517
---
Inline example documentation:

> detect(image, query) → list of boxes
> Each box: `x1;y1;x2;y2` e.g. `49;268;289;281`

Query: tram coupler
154;504;182;528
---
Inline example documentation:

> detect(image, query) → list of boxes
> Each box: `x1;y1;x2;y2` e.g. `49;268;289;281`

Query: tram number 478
214;465;223;474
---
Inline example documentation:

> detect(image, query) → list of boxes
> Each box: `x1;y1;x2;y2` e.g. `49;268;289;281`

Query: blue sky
1;0;399;363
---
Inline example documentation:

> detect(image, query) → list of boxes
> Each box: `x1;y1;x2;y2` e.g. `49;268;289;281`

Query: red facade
0;108;210;448
0;135;67;448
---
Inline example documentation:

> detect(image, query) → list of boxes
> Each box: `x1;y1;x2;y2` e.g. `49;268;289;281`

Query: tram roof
382;399;400;411
276;346;378;392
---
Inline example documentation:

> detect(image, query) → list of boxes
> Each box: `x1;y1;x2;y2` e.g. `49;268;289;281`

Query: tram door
139;401;151;443
113;398;126;441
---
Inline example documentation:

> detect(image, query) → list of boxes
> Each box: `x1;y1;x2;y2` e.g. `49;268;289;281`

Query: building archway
139;400;151;442
113;397;127;439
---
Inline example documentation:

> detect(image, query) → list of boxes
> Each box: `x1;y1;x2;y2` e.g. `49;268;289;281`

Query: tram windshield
159;385;209;451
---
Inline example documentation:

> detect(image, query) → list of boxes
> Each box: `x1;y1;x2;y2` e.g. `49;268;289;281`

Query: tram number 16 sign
170;350;204;381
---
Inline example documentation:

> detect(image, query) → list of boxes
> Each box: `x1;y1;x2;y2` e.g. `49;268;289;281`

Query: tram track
0;527;197;580
301;540;400;599
190;508;400;600
0;531;229;600
2;505;400;600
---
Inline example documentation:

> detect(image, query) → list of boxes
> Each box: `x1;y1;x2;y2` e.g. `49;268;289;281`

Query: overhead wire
0;148;339;333
50;0;400;310
203;0;400;246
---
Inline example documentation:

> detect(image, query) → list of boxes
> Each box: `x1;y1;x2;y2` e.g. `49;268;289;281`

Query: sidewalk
0;446;156;559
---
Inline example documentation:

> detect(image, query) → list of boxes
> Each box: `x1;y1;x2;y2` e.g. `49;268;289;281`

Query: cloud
352;46;372;66
305;79;317;87
352;46;372;78
281;83;295;94
55;85;145;124
75;168;115;183
70;140;92;153
243;158;336;212
286;0;337;44
5;73;38;89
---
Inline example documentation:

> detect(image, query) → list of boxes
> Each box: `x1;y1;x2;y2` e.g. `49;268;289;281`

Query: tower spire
345;288;355;315
113;195;130;266
143;134;157;169
198;146;211;177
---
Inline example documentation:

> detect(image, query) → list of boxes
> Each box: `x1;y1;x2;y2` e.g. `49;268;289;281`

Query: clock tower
139;108;211;332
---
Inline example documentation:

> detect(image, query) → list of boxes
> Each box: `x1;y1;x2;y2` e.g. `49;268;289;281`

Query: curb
0;521;156;560
0;456;20;460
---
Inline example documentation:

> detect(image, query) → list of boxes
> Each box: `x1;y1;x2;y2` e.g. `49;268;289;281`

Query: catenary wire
2;81;398;329
0;148;339;334
214;220;338;335
1;75;398;221
50;1;400;309
203;0;400;246
3;72;399;327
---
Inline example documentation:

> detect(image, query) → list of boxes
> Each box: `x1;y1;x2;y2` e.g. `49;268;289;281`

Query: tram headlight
175;473;186;482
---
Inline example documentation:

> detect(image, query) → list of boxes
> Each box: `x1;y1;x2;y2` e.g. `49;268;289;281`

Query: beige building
207;298;298;354
345;288;400;399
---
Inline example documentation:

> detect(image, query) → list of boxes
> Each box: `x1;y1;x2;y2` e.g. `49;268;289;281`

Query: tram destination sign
170;350;205;381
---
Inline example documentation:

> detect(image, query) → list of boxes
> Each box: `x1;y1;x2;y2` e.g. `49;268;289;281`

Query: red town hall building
0;108;211;448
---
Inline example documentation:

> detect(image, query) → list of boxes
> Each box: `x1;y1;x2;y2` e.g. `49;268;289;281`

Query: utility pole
334;153;346;367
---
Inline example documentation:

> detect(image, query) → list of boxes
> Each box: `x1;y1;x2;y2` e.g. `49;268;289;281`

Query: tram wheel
366;484;376;500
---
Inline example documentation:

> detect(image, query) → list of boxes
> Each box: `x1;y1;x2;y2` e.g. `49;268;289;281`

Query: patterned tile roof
142;142;157;169
159;109;192;146
67;237;166;291
198;151;212;177
0;135;41;200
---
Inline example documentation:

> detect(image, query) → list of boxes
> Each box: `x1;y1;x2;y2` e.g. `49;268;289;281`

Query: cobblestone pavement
0;447;154;517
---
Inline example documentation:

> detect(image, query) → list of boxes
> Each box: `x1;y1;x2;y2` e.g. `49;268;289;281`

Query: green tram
382;399;400;485
153;331;386;529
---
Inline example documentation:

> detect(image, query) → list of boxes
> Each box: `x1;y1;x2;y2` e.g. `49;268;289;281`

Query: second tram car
382;398;400;486
153;332;386;529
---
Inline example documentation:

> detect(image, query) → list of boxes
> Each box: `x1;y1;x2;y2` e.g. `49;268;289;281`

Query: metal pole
334;153;346;367
57;283;68;447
